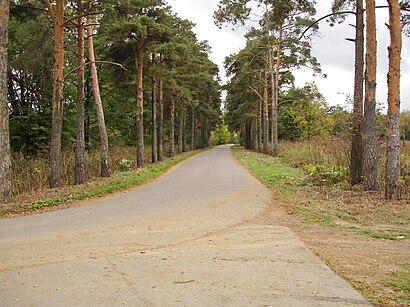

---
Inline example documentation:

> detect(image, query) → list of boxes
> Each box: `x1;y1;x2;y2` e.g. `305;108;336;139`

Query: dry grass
278;138;410;198
11;145;175;197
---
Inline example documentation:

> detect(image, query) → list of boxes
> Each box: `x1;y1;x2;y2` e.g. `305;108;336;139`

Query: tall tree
351;0;365;186
45;0;65;188
157;78;163;161
169;93;175;158
362;0;379;191
385;0;402;199
86;11;110;177
0;0;12;202
151;76;157;163
75;0;86;184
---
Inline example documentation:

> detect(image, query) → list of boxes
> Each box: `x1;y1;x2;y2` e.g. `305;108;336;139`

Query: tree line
214;0;409;199
0;0;222;202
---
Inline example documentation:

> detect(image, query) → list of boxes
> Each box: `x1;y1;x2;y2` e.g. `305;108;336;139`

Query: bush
210;124;231;145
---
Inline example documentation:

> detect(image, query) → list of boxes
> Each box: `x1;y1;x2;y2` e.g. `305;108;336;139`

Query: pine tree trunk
75;3;86;185
136;35;145;167
151;77;157;163
258;72;262;151
178;107;183;154
363;0;379;191
251;118;256;150
157;79;163;162
385;0;402;199
86;14;110;177
270;26;282;156
182;112;187;152
263;69;269;154
49;0;65;188
350;0;365;186
0;0;12;202
170;94;175;158
191;110;195;150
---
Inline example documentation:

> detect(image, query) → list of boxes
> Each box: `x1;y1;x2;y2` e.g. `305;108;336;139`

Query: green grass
231;146;305;191
360;229;410;240
26;149;205;212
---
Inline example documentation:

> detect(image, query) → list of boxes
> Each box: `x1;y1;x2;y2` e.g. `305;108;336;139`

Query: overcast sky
168;0;410;111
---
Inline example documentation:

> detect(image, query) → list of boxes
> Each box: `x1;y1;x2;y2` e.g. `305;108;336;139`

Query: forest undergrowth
232;140;409;307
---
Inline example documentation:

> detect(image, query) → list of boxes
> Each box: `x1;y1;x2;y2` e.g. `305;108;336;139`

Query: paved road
0;145;371;306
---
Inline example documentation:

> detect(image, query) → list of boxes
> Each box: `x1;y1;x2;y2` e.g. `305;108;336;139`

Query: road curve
0;145;370;306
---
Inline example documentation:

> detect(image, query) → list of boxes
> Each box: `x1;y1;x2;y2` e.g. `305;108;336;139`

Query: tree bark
136;34;145;167
363;0;379;191
270;26;282;156
385;0;402;199
182;111;187;152
263;69;269;153
75;1;86;185
48;0;65;188
151;77;157;163
258;71;262;151
86;13;110;177
191;109;195;150
0;0;12;202
350;0;365;185
178;106;183;154
157;78;163;161
170;93;175;158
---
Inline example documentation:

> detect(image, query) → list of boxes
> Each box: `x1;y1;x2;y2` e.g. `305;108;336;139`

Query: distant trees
215;0;319;155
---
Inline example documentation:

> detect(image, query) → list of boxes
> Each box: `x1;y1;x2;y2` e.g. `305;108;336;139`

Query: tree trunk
385;0;402;199
136;34;145;167
0;0;12;202
157;78;163;161
75;2;86;185
191;110;195;150
350;0;365;186
86;14;110;177
178;106;183;154
258;71;262;151
151;77;157;163
182;112;187;152
48;0;65;188
263;69;269;153
270;26;282;156
170;93;175;158
363;0;379;191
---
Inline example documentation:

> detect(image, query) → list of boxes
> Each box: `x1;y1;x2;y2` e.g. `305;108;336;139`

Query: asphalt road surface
0;145;371;306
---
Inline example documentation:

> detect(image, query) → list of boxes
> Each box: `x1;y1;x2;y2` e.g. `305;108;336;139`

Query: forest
0;0;409;205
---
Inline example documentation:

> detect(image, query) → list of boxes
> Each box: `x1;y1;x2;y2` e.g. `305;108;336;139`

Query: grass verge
232;146;409;307
1;149;206;217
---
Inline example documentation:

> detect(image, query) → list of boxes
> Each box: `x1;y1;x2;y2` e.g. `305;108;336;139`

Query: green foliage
210;124;231;145
305;164;349;185
118;158;133;171
32;197;63;209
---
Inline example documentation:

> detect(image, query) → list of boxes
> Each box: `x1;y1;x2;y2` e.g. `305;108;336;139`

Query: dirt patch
253;194;409;307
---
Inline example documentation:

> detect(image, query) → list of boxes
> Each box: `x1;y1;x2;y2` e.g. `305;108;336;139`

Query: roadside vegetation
1;148;205;217
232;143;409;307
